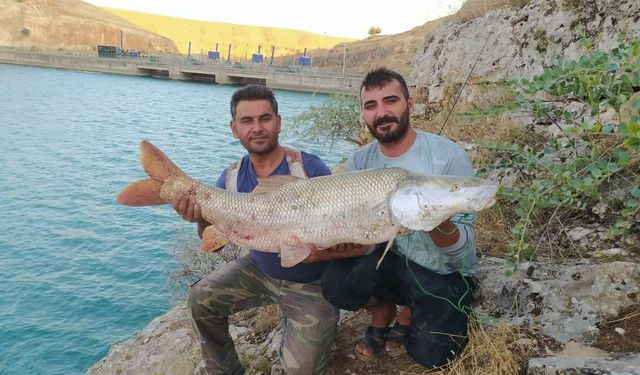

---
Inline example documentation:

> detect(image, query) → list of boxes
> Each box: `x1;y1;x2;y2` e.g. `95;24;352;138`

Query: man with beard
174;84;339;375
308;68;478;368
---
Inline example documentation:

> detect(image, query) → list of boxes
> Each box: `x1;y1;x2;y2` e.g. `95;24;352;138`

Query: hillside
0;0;178;53
102;7;356;60
277;0;529;76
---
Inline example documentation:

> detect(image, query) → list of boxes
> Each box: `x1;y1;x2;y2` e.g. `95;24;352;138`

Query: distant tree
368;26;382;36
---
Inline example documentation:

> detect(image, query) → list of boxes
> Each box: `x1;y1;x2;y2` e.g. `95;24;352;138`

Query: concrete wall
0;49;143;76
0;48;362;94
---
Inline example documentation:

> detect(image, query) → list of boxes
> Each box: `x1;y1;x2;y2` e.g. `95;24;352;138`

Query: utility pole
342;44;346;75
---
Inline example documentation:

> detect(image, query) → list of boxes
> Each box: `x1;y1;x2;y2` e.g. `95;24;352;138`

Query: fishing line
399;214;475;315
437;8;504;136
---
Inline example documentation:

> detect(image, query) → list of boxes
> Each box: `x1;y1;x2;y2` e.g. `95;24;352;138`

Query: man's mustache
373;115;399;127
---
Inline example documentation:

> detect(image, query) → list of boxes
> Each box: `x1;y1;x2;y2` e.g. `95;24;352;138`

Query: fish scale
164;168;410;252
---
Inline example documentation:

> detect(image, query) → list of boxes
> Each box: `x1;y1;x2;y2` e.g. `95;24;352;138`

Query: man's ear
230;120;238;138
408;96;415;115
276;114;282;132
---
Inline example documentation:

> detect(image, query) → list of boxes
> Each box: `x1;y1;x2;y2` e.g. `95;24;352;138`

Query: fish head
389;175;499;231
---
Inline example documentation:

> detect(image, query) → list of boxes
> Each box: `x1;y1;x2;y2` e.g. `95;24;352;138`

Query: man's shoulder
416;130;468;158
416;130;459;149
299;150;331;177
353;140;379;156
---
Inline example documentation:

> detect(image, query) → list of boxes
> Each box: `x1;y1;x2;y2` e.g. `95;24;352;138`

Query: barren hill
102;7;356;60
287;0;528;76
0;0;178;53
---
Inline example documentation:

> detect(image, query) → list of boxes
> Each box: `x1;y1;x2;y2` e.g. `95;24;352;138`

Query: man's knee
321;255;383;310
321;263;366;310
186;277;228;320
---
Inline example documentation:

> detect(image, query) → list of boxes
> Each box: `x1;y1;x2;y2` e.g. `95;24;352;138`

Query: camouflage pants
187;255;339;375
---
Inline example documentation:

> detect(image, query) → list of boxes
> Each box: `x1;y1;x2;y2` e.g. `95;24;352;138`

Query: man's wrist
433;221;458;235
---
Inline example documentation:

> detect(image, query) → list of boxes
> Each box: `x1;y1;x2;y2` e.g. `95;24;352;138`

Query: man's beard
243;135;279;155
367;107;410;143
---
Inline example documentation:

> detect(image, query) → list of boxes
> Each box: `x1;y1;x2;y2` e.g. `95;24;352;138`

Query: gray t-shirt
345;130;479;276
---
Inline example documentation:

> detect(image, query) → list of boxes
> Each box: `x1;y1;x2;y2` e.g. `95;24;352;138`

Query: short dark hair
360;67;410;101
230;84;278;118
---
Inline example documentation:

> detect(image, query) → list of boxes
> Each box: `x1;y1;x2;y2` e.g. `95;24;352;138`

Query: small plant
288;94;365;146
484;34;640;268
168;233;246;300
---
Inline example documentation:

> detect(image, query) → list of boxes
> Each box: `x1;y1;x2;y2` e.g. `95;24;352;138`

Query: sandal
355;326;388;362
385;321;409;358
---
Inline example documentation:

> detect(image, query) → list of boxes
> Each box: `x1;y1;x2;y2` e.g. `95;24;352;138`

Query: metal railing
0;46;363;79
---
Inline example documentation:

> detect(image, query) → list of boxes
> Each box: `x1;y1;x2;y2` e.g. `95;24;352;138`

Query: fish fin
279;241;312;268
201;226;229;253
140;140;186;182
375;238;396;270
117;179;165;206
253;175;301;193
117;141;190;206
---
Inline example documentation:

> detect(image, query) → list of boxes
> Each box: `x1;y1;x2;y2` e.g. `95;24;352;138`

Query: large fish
117;141;499;267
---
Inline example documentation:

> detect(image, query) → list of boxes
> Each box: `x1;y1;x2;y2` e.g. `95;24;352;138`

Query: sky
85;0;465;39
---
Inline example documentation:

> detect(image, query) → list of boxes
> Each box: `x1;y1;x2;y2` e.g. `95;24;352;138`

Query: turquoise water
0;64;354;375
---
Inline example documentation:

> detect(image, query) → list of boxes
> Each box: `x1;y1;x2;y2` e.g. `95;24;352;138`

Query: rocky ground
85;257;640;375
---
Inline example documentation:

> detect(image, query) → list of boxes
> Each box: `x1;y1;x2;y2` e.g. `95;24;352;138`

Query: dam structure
0;48;363;94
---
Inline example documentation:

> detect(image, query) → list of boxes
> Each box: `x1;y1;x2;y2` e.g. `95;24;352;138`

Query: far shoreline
0;47;363;95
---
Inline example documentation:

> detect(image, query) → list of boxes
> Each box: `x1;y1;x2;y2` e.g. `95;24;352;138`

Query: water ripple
0;64;356;375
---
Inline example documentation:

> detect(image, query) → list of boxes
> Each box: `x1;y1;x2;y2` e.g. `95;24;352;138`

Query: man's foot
385;306;410;358
385;321;409;358
355;326;388;361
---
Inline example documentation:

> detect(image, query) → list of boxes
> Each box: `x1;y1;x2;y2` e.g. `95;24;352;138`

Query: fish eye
450;183;460;192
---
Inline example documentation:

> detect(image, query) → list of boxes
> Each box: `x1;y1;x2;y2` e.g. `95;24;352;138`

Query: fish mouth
469;185;499;211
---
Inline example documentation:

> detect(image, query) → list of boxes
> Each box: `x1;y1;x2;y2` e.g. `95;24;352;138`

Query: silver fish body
118;141;499;267
160;167;410;252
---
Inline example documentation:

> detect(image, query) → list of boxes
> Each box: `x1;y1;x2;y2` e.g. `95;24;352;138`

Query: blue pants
321;245;475;368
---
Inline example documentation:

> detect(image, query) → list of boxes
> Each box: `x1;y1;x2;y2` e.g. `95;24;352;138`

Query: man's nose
374;105;391;120
250;121;265;132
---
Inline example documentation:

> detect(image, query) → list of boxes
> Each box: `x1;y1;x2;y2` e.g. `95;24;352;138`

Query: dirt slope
0;0;178;53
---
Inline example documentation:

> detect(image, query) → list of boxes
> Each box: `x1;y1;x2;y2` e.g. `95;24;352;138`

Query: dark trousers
321;245;475;368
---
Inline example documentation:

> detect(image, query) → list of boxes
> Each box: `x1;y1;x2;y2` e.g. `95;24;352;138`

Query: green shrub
483;34;640;268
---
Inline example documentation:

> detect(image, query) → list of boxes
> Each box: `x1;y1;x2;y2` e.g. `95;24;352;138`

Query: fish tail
116;140;188;206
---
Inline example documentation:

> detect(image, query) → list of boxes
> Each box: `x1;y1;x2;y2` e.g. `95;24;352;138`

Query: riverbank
0;47;363;94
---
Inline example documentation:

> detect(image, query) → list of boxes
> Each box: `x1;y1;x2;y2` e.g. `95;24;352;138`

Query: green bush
288;94;365;146
483;34;640;268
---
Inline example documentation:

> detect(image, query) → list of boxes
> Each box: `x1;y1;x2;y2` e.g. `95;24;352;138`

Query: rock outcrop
86;258;640;375
409;0;640;103
0;0;178;53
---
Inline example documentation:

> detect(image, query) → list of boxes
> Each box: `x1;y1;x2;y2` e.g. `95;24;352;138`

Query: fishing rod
437;8;504;136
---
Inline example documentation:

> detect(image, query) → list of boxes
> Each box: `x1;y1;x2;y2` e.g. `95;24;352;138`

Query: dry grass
432;320;523;375
397;316;561;375
254;304;281;335
102;8;355;57
328;310;554;375
453;0;531;24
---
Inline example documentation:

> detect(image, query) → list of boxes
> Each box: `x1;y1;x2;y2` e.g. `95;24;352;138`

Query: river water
0;64;354;374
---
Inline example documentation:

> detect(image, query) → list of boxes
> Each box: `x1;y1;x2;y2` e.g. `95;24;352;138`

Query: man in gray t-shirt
309;68;478;368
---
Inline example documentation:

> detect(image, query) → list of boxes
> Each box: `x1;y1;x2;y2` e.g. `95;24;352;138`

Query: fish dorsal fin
253;175;301;193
